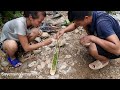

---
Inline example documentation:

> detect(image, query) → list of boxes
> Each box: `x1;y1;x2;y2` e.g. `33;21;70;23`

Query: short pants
96;44;120;59
0;40;24;58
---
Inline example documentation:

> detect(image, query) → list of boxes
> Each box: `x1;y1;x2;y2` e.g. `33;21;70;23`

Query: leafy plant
0;11;23;26
50;40;60;75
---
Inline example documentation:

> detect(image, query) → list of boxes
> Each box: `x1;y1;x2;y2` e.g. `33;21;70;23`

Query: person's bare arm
56;22;79;39
91;34;120;55
18;35;52;52
63;22;79;33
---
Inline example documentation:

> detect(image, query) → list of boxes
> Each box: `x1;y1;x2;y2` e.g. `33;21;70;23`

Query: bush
0;11;23;26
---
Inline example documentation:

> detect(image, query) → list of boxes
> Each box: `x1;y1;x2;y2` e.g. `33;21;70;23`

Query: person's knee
3;40;18;53
89;43;98;57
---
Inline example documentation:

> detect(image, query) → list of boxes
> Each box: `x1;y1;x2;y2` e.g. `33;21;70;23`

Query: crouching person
56;11;120;70
0;11;54;67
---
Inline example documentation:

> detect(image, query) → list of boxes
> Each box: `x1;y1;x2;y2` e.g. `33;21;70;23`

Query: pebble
47;63;51;68
45;59;51;64
60;62;67;70
1;61;9;67
38;75;43;79
30;71;38;75
33;49;41;54
41;32;50;38
74;29;79;33
35;37;41;42
48;76;56;79
37;65;42;70
28;61;37;67
59;39;66;47
41;62;46;68
65;55;72;59
62;26;66;29
45;46;51;51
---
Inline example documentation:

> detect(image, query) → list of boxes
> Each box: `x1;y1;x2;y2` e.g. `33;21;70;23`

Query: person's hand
80;35;94;47
55;30;65;39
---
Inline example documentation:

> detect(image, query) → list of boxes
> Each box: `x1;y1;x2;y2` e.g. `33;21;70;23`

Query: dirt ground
1;11;120;79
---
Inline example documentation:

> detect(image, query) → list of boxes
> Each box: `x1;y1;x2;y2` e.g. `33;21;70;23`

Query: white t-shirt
0;17;29;43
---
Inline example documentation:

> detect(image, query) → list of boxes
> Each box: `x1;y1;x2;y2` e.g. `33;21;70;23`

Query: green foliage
0;11;23;26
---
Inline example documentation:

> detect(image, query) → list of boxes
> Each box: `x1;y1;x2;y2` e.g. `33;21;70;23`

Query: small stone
35;37;41;42
49;40;57;47
48;76;56;79
45;59;51;64
59;39;66;47
66;67;72;72
30;71;38;75
65;55;72;59
41;32;50;38
61;26;66;29
41;62;46;68
33;49;41;54
1;61;9;67
38;75;43;79
59;70;67;74
60;62;67;70
28;61;37;67
45;46;51;51
34;68;37;71
74;29;79;33
54;74;59;78
37;65;42;70
48;63;51;68
71;63;74;66
18;74;23;78
25;69;29;72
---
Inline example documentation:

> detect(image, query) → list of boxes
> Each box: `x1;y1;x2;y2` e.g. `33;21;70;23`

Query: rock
59;39;66;47
59;70;67;74
25;69;29;72
28;61;37;67
38;75;43;79
60;62;67;70
37;65;42;70
75;29;79;33
1;61;9;67
44;46;51;51
41;62;46;68
30;71;38;75
35;37;41;42
18;74;23;78
52;13;62;19
66;67;72;73
54;74;59;78
48;74;59;79
33;49;41;54
49;39;57;47
71;63;74;66
19;62;28;71
41;32;50;38
62;26;66;29
48;76;56;79
47;63;51;68
65;55;72;59
34;68;37;71
0;67;3;72
45;59;51;64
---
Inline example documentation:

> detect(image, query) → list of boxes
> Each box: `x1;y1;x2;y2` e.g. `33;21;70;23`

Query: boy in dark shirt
56;11;120;70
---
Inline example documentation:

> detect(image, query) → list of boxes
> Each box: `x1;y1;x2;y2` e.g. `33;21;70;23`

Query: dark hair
23;11;46;19
68;11;92;22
